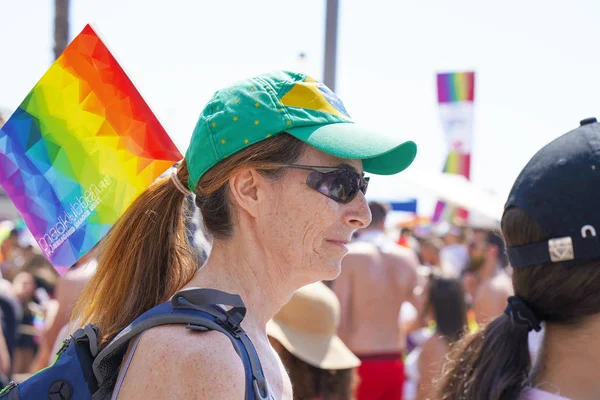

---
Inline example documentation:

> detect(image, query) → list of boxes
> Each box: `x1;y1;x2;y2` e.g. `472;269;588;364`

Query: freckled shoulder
114;325;246;399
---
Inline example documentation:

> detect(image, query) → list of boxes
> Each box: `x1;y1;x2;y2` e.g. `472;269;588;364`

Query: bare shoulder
344;241;378;266
477;272;513;298
491;271;513;293
419;334;449;368
115;325;245;399
387;244;419;267
474;273;514;324
417;334;449;398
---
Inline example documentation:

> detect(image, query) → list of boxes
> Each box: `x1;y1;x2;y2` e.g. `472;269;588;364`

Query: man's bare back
333;235;418;355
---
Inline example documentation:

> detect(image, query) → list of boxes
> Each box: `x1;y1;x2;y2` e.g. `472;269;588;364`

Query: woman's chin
319;261;343;282
301;259;343;284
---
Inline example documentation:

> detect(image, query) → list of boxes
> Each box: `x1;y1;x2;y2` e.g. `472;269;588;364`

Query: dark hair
367;201;389;227
275;341;358;400
437;207;600;400
73;133;305;345
486;230;508;268
427;271;467;343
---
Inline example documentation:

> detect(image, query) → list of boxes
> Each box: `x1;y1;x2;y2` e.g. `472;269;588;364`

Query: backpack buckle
253;378;269;400
219;311;244;337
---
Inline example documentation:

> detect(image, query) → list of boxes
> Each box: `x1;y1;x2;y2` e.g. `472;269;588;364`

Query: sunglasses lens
362;177;370;195
306;169;366;204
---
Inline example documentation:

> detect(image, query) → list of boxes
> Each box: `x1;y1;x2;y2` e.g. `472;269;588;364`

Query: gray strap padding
171;288;245;309
85;324;99;357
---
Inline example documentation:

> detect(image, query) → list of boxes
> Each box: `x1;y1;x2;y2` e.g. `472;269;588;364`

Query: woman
71;71;417;399
267;282;360;400
404;271;467;400
437;117;600;399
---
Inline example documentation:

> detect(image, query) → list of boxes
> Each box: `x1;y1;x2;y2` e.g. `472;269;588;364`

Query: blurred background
2;0;599;231
1;1;597;393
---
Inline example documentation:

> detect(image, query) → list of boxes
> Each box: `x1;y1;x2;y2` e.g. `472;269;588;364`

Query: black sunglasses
277;164;369;204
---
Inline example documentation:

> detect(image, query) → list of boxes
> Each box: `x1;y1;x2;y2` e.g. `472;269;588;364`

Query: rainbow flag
437;72;475;103
433;72;475;223
0;25;182;275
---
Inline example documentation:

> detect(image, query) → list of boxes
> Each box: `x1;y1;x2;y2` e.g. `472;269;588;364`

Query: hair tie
504;296;542;332
170;172;192;196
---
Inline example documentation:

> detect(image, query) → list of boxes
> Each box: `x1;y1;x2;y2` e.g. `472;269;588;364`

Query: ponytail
71;161;198;345
439;206;600;399
437;309;531;399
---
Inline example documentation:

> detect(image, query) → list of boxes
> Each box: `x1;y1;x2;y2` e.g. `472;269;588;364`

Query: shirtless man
332;202;419;400
471;230;512;325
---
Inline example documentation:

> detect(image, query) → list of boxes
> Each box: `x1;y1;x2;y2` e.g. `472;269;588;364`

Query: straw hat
267;281;360;370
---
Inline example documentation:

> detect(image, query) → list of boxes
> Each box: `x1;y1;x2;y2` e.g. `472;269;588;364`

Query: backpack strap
171;288;248;332
91;288;269;400
172;289;269;399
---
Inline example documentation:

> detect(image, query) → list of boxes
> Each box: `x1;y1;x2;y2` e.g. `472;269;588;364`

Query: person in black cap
436;117;600;400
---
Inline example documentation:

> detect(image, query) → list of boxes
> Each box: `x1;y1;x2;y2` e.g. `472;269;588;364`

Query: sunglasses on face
277;164;369;204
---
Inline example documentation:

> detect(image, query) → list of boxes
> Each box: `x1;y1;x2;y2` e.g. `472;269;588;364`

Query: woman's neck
185;235;306;332
532;318;600;399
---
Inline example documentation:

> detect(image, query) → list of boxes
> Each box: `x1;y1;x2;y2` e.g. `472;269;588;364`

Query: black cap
505;118;600;267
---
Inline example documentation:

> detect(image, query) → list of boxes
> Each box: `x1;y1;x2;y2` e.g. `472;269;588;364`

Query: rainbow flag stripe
437;72;475;103
443;151;471;222
0;25;182;275
444;151;471;178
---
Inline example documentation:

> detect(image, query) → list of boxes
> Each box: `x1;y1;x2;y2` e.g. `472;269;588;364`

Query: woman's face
259;145;371;282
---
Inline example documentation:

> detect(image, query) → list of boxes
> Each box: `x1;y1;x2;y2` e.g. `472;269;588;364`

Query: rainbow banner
437;72;475;103
0;25;182;275
433;72;475;223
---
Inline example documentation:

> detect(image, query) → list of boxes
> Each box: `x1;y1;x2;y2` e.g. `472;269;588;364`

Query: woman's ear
228;168;264;218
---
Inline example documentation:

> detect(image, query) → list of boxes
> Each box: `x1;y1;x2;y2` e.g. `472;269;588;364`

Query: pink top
521;388;570;400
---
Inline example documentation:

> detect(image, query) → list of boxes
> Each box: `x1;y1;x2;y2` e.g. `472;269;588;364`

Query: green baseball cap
185;70;417;190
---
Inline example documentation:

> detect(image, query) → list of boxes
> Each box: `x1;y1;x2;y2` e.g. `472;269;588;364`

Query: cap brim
286;122;417;175
267;320;360;370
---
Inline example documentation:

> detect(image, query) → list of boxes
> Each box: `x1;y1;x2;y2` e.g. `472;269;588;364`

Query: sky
1;0;599;218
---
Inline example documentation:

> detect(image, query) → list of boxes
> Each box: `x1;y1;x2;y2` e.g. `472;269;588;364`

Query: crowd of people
0;71;598;400
327;202;517;399
0;198;539;399
0;218;98;387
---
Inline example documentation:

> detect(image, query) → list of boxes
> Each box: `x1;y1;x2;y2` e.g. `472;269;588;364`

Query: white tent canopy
366;169;507;224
